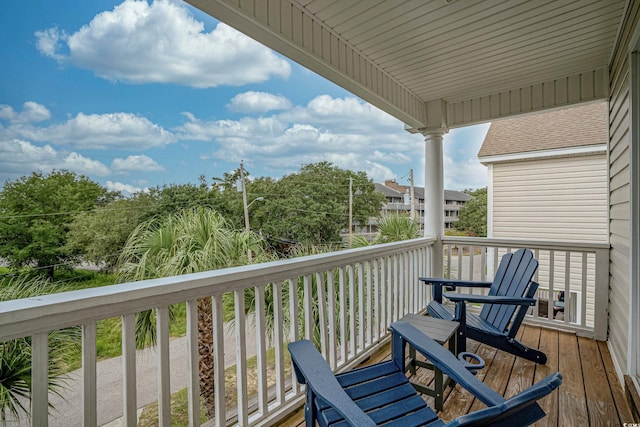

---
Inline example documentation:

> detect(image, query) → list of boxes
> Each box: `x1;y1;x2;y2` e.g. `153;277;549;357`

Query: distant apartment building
361;180;471;233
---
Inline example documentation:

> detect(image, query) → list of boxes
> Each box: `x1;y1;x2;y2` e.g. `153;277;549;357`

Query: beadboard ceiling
185;0;626;129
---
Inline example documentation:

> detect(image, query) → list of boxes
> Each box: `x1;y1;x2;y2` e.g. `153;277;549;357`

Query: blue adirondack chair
421;248;547;364
289;321;562;426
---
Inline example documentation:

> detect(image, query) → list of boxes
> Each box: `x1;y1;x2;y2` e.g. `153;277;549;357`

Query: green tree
116;207;268;419
146;180;231;222
67;180;237;272
454;187;487;237
249;162;384;244
0;171;112;278
0;275;80;424
66;193;157;271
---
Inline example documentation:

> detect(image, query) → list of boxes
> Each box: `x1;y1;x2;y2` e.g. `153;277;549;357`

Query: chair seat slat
343;372;411;401
336;360;398;387
322;394;432;426
318;378;416;412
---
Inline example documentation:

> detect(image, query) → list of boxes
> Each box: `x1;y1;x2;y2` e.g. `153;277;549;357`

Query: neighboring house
478;102;609;243
478;102;609;324
369;180;472;231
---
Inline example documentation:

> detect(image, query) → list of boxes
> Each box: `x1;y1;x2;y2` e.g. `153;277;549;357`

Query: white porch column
423;130;446;278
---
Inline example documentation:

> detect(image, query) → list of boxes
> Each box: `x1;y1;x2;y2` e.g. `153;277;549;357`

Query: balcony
0;236;626;426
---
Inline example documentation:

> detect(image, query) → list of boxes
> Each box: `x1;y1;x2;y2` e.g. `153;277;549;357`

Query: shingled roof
375;181;471;202
478;102;608;158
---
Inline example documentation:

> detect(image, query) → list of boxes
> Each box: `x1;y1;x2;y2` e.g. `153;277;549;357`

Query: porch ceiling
185;0;626;130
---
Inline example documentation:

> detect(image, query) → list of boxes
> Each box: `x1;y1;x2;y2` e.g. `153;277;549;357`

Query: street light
247;197;264;210
244;197;265;231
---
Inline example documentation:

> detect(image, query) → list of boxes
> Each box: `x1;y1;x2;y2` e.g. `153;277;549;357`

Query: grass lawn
0;268;188;371
137;346;293;427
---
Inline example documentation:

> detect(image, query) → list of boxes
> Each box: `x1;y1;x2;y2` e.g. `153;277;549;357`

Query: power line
261;199;350;217
0;197;230;220
0;178;376;220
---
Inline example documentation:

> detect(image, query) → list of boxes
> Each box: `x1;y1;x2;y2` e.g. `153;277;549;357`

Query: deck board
437;340;484;423
598;340;637;424
579;336;621;425
558;330;589;426
532;327;559;427
277;325;635;426
504;326;538;399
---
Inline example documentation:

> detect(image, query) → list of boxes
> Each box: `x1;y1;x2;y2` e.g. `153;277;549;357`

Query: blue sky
0;0;490;195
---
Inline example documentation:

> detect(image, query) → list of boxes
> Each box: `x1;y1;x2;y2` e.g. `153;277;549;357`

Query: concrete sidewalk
13;321;257;427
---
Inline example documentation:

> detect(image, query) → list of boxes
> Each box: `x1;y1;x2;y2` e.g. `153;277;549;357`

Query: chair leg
305;388;316;427
507;338;548;364
454;301;467;354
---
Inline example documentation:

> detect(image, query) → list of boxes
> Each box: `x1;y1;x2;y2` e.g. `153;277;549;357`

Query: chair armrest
452;372;562;427
389;321;505;407
288;340;376;427
444;293;537;306
419;277;493;288
420;278;493;303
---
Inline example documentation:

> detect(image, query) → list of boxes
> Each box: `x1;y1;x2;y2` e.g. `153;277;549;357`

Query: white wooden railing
441;237;610;340
0;236;610;427
0;238;434;427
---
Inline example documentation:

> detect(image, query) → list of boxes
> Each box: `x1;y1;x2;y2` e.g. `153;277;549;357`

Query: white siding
491;154;608;328
492;154;608;242
607;0;640;377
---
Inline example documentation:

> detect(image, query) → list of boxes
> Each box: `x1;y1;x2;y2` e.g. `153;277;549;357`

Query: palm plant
350;214;421;248
282;243;346;347
0;275;80;425
116;207;268;418
374;214;421;243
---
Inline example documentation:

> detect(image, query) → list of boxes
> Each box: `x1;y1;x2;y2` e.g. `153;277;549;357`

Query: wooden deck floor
278;324;637;426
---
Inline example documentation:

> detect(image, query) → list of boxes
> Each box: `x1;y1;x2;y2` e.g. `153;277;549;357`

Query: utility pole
240;161;252;261
240;161;250;232
349;177;353;239
409;169;416;220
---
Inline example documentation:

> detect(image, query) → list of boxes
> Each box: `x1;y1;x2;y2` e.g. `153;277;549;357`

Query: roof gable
376;182;472;202
478;102;608;158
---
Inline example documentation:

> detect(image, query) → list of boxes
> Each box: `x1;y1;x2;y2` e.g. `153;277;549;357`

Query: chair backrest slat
480;248;538;332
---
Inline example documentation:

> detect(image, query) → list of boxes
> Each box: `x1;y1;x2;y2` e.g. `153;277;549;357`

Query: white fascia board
478;144;607;164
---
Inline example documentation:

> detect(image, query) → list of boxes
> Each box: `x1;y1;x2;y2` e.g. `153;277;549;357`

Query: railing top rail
0;237;434;342
441;236;610;251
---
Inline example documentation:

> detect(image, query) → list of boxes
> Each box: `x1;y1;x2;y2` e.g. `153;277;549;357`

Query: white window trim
629;48;640;377
479;144;607;165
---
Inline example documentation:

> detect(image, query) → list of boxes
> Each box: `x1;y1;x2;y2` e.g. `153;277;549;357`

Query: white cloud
105;180;147;196
227;91;292;113
0;139;58;175
0;139;109;179
35;0;290;87
176;114;286;141
0;102;51;123
34;27;66;61
179;94;491;189
281;95;400;133
63;152;110;176
178;93;425;179
111;155;165;173
443;155;487;190
0;106;13;121
442;124;490;190
3;112;176;150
